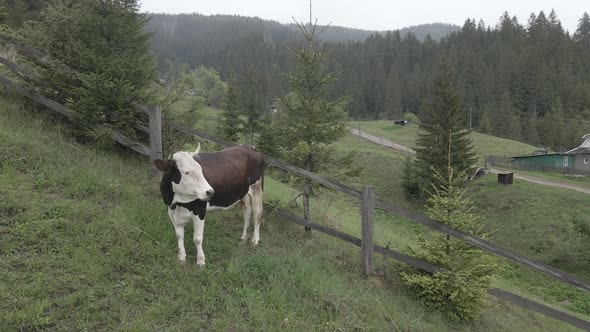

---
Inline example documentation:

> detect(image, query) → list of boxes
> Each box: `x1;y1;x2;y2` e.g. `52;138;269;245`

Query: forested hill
148;11;590;151
146;14;458;77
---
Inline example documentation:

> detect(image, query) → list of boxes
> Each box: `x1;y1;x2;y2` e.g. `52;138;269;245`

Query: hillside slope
354;121;538;159
0;96;583;331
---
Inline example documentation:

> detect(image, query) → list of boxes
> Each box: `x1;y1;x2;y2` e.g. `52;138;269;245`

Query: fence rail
2;35;590;330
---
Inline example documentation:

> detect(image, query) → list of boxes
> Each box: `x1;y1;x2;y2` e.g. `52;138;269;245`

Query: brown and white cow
154;144;264;266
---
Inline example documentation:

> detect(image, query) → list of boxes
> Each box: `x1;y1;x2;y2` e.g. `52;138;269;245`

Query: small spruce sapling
401;164;498;323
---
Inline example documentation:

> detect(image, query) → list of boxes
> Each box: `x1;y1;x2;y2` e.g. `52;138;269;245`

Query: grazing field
353;120;538;161
334;131;590;318
491;166;590;190
0;96;587;331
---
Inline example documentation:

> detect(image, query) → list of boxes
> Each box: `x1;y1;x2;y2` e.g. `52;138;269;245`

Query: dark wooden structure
498;172;514;185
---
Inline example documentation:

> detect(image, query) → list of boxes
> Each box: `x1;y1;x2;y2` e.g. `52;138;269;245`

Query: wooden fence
1;34;590;330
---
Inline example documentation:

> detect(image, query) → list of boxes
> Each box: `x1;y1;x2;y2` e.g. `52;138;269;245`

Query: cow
154;144;264;267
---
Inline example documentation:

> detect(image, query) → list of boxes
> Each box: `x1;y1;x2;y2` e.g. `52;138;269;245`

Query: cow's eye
184;171;189;175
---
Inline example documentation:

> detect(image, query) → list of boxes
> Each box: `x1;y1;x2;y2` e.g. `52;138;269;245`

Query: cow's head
154;146;214;203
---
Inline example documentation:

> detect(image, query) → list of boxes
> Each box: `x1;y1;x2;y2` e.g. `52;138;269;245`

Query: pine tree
277;21;349;174
237;68;265;145
547;97;566;151
411;59;476;198
401;166;498;322
25;0;156;134
573;12;590;47
477;104;492;134
218;83;243;142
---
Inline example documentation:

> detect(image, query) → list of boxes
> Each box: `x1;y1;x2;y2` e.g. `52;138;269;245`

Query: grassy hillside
353;121;538;159
188;106;590;322
335;130;590;319
1;96;586;331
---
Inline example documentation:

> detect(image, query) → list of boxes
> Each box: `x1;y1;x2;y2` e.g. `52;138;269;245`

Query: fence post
303;179;311;232
148;105;162;175
361;185;375;275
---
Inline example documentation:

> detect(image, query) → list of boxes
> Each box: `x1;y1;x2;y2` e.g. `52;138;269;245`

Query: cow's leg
174;225;187;262
193;215;206;267
240;195;252;241
168;208;189;262
251;183;264;245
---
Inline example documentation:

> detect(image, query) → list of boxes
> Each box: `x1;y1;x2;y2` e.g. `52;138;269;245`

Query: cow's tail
261;157;265;191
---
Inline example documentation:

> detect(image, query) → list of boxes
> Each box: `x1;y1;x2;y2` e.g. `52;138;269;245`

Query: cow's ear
154;159;172;172
193;142;201;156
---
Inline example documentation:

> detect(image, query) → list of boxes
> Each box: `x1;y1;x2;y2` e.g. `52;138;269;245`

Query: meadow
352;120;538;160
1;96;588;330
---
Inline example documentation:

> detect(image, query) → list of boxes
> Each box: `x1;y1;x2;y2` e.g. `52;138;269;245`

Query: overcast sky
140;0;588;33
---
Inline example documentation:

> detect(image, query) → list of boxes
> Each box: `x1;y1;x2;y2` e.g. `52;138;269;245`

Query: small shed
497;172;514;185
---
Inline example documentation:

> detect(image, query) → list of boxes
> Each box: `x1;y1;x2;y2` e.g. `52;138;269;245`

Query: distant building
511;134;590;175
566;134;590;174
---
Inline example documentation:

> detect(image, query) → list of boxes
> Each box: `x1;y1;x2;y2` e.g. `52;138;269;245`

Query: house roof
566;133;590;154
512;153;568;159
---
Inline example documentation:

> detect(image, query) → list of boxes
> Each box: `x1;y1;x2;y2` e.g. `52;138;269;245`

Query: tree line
147;11;590;151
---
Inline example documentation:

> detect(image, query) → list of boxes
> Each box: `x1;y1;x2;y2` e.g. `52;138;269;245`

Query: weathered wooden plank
0;74;75;118
0;32;47;60
374;199;590;293
165;120;237;148
361;186;375;274
372;245;444;274
273;209;361;246
265;156;363;199
108;131;150;156
0;74;150;156
0;55;36;81
303;179;311;232
148;105;162;162
488;288;590;331
0;32;75;75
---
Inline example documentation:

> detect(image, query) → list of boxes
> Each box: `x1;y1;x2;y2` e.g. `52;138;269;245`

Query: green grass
353;120;538;161
1;96;587;331
177;105;590;325
491;165;590;190
333;131;590;321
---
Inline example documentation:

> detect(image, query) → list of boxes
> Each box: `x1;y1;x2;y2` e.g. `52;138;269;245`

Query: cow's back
195;145;264;208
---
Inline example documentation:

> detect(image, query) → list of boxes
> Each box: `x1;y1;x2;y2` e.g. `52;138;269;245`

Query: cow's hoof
197;256;206;267
251;239;259;246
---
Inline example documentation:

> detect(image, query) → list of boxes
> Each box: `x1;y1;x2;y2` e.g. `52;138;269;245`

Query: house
511;134;590;175
566;134;590;174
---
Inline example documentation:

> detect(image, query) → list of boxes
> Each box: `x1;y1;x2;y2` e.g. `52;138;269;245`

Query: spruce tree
25;0;156;134
401;167;498;322
277;21;349;174
218;83;243;142
412;59;476;198
237;68;265;145
573;12;590;47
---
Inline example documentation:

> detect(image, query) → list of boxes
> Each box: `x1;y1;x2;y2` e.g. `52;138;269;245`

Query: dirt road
350;128;590;195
